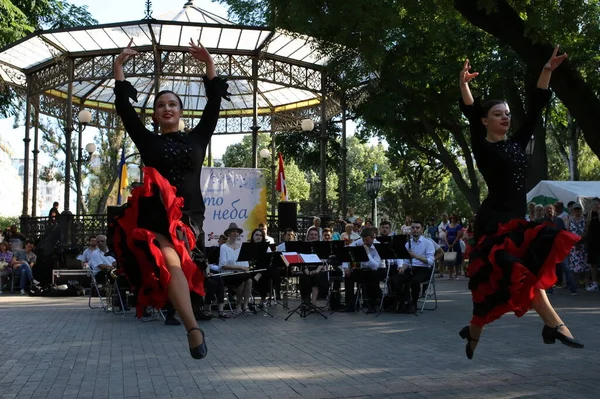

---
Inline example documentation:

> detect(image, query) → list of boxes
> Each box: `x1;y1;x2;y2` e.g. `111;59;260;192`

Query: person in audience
392;220;435;314
567;201;576;216
364;220;373;229
584;197;600;292
307;217;323;240
444;214;463;279
344;207;358;224
322;228;333;241
258;223;275;244
401;216;412;235
525;202;536;221
426;218;438;241
49;201;60;218
544;204;568;293
219;223;252;313
0;242;14;281
437;213;450;246
5;225;26;252
566;204;587;296
340;227;382;313
12;240;40;295
328;221;341;240
533;204;545;222
555;201;569;225
341;223;360;245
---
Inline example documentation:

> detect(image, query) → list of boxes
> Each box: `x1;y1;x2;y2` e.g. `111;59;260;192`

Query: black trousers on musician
254;268;281;300
95;270;128;306
204;275;225;305
299;272;329;301
345;269;381;308
392;267;431;306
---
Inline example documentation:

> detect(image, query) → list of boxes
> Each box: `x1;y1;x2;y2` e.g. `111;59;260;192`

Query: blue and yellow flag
117;148;128;205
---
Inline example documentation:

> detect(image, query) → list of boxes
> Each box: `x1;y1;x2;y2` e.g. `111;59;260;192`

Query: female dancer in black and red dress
458;45;584;359
111;39;229;359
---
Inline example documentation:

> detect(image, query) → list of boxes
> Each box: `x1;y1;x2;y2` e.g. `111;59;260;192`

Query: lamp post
365;165;383;228
76;109;93;216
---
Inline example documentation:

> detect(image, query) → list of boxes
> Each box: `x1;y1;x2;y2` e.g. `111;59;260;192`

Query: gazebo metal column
63;58;74;213
319;74;327;215
251;57;259;168
21;92;31;216
341;93;348;218
31;101;40;217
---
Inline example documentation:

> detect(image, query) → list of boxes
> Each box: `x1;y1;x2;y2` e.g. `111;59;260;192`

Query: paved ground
0;279;599;399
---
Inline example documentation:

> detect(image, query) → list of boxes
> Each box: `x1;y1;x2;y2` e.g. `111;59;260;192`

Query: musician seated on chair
218;223;253;313
392;220;435;314
276;228;296;252
340;227;382;313
96;234;129;309
249;228;272;307
298;227;328;306
77;236;116;281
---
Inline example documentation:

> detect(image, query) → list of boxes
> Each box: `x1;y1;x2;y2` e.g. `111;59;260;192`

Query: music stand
376;235;392;243
235;242;271;317
373;243;405;316
284;259;328;321
335;246;369;264
283;241;312;254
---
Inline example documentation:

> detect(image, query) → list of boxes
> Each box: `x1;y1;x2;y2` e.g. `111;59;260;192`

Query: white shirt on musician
77;247;115;275
218;244;249;272
341;238;382;271
402;236;435;268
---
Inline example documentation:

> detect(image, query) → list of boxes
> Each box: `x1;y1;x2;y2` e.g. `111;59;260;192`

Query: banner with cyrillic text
201;167;267;247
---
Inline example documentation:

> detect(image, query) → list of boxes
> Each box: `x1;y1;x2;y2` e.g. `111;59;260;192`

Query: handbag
0;261;8;271
443;250;457;263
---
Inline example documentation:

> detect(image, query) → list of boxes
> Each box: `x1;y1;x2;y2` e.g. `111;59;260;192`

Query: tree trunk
94;174;119;214
454;0;600;160
568;117;579;181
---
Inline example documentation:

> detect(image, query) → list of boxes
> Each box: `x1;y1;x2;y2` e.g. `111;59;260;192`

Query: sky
0;0;362;162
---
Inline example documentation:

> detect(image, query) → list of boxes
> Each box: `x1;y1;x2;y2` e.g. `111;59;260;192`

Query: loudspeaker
278;201;298;231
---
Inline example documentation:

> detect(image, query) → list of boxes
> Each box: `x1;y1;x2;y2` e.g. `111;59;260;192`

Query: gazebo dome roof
0;1;337;132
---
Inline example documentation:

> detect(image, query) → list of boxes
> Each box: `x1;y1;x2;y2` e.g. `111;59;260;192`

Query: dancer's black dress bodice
114;76;227;214
459;88;551;236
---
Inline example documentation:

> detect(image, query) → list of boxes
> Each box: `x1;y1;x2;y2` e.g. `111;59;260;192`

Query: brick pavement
0;279;599;399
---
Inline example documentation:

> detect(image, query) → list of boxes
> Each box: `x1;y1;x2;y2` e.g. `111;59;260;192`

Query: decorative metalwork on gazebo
0;1;356;234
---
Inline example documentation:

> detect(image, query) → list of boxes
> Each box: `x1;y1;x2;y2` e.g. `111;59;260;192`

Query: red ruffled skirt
110;167;205;317
467;219;579;327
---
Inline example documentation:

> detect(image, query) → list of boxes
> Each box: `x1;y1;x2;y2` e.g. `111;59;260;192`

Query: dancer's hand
459;59;479;86
188;39;213;64
115;38;139;66
544;45;568;71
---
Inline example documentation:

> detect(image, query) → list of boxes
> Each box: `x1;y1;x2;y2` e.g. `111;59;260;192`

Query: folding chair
86;266;107;310
418;265;437;312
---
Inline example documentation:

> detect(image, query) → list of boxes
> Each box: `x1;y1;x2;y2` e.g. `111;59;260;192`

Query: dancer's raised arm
189;39;216;80
537;45;567;89
459;59;479;106
114;38;139;81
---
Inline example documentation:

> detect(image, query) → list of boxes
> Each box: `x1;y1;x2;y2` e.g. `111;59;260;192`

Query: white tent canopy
527;180;600;212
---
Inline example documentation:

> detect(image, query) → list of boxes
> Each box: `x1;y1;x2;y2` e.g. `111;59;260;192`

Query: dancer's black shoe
542;323;584;348
459;326;478;360
187;327;208;359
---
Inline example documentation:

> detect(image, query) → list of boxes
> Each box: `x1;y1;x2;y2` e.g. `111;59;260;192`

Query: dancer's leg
468;324;483;353
155;235;203;348
531;288;574;338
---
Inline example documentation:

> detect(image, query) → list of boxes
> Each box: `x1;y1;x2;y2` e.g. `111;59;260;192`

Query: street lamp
301;119;314;132
76;109;92;216
365;166;383;228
